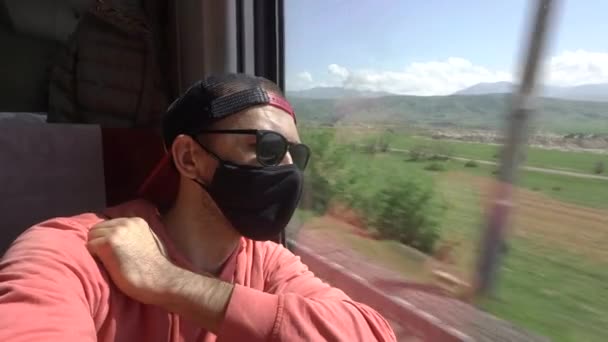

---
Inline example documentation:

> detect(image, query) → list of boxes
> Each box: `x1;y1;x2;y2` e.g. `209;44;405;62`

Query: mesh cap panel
162;74;292;148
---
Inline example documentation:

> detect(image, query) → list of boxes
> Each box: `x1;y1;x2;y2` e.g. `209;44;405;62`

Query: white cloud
546;50;608;86
290;50;608;95
338;58;512;96
328;64;350;79
287;71;316;91
297;71;313;83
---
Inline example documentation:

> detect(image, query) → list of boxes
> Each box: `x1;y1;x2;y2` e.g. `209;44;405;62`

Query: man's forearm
158;265;235;333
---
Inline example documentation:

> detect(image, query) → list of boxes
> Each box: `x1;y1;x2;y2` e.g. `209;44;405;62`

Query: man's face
171;105;301;183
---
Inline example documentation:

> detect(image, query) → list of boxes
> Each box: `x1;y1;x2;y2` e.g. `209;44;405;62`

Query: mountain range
287;93;608;133
288;82;608;103
286;87;393;99
454;81;608;102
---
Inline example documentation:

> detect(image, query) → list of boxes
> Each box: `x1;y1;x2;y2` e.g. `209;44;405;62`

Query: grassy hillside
289;94;608;133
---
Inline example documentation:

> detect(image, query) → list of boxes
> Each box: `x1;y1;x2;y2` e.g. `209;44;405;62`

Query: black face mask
195;160;304;241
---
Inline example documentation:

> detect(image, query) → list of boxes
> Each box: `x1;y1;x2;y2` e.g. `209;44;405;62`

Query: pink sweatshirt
0;200;396;341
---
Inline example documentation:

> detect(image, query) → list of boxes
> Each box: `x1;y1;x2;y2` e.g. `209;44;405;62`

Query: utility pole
475;0;559;297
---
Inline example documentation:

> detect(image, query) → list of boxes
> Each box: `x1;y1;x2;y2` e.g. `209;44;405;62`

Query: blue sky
285;0;608;94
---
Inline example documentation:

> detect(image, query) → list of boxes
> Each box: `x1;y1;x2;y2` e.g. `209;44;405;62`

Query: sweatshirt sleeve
218;242;396;342
0;216;108;342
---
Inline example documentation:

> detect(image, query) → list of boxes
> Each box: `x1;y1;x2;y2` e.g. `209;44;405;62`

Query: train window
285;1;608;341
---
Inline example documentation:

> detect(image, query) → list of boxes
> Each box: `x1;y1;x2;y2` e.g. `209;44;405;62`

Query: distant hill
287;87;393;99
291;94;608;133
454;82;608;102
453;82;515;95
549;83;608;102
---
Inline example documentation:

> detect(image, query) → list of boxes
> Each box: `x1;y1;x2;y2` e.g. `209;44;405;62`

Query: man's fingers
87;225;117;240
92;218;131;229
89;217;138;239
86;236;107;255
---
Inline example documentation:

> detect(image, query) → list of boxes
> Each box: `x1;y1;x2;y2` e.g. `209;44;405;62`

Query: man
0;74;396;341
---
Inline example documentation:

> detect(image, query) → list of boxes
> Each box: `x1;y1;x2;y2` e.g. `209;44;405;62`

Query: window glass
285;1;608;341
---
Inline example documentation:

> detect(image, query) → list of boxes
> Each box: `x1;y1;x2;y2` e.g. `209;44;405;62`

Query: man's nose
280;151;293;166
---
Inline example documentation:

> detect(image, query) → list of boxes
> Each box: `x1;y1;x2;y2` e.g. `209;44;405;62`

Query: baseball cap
137;73;297;208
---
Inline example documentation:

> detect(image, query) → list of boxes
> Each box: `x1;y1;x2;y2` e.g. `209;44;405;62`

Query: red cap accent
268;93;297;122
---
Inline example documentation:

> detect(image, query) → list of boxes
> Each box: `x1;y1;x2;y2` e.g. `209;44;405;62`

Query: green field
366;153;608;209
481;239;608;342
517;169;608;208
433;169;608;342
299;127;608;341
338;129;608;176
304;126;608;208
396;135;607;175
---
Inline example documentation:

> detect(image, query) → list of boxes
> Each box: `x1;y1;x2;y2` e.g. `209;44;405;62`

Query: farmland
295;126;608;342
330;126;608;176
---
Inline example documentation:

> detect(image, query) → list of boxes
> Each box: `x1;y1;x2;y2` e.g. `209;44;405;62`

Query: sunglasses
196;129;311;170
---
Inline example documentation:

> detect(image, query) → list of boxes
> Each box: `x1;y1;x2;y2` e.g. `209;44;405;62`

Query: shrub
300;128;349;214
594;161;605;174
424;162;446;172
377;141;390;153
306;172;333;213
371;181;441;253
552;186;562;192
300;127;444;254
464;160;478;168
409;142;453;162
363;141;377;154
431;141;455;158
429;154;450;161
360;133;392;154
408;150;424;161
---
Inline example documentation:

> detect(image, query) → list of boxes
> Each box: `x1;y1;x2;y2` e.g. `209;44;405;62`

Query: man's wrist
156;264;235;333
154;262;187;305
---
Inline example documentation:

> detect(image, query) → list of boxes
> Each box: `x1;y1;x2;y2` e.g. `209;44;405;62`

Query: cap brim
137;153;179;209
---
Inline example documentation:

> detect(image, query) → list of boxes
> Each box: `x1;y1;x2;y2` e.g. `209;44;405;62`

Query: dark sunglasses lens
290;144;311;170
257;132;287;166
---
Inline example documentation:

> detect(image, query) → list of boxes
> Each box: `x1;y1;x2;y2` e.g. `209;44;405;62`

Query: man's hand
87;217;175;305
87;217;234;333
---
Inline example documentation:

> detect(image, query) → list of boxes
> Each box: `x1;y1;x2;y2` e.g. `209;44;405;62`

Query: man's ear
171;135;216;181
